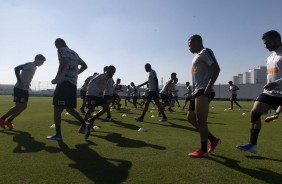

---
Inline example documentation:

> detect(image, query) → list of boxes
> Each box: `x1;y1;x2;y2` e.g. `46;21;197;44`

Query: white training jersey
229;85;239;95
81;75;96;91
132;86;139;97
126;87;133;97
160;79;174;95
87;73;110;97
104;77;114;96
191;48;218;94
186;85;192;97
57;47;84;85
15;62;37;91
263;46;282;97
148;69;158;92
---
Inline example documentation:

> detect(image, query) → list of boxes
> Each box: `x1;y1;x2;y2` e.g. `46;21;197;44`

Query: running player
0;54;46;129
228;81;242;110
134;63;167;122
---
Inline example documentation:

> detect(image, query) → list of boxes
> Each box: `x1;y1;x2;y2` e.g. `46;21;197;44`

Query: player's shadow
1;130;60;153
61;119;81;127
58;141;132;184
210;154;282;184
94;132;166;150
159;121;198;132
245;155;282;162
110;119;141;131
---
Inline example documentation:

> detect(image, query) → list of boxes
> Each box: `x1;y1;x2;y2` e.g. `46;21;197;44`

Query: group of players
1;30;282;158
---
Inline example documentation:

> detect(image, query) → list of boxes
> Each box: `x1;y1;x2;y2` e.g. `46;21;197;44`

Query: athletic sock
55;125;62;136
250;129;260;145
201;140;208;152
1;115;7;120
7;117;14;122
77;116;85;125
208;131;216;142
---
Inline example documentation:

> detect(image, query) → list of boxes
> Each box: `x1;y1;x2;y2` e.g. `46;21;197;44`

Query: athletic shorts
13;87;29;103
188;89;212;111
174;96;179;100
256;93;282;110
147;91;159;100
86;96;104;108
160;94;170;103
231;94;237;100
80;90;87;99
132;96;138;103
125;97;131;101
53;81;77;108
113;94;120;100
104;95;114;104
185;96;192;102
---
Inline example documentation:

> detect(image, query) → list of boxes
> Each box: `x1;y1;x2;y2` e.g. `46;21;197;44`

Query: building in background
233;66;266;85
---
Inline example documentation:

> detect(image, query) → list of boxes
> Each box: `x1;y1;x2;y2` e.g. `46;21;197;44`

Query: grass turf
0;96;282;184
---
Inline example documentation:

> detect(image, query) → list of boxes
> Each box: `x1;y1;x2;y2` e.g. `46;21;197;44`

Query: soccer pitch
0;96;281;184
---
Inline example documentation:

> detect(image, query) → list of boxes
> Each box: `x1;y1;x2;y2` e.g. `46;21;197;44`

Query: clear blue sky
0;0;281;88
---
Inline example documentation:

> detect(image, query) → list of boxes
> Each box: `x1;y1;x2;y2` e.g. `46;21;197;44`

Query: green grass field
0;95;281;184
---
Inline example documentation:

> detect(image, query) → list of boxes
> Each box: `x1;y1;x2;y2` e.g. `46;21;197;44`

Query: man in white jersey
103;66;115;121
159;73;177;113
171;78;181;108
187;35;221;158
182;82;192;110
84;65;116;139
228;81;242;110
134;63;167;122
0;54;45;129
124;85;133;107
79;73;98;114
112;78;122;110
130;82;142;109
237;30;282;153
47;38;88;140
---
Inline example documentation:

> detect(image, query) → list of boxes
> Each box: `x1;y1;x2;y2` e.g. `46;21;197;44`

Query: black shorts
113;94;120;101
160;94;170;103
174;96;179;100
80;90;87;99
13;87;29;103
53;81;77;108
211;91;215;100
132;96;138;103
256;93;282;110
86;96;104;108
104;95;114;104
231;94;237;100
188;89;212;111
185;96;192;102
125;97;131;100
147;91;159;101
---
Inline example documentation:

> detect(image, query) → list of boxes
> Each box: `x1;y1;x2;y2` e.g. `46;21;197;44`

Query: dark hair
262;30;281;41
228;81;233;83
145;63;151;68
55;38;67;47
108;65;116;71
104;66;108;72
171;72;177;77
188;34;202;42
35;54;46;61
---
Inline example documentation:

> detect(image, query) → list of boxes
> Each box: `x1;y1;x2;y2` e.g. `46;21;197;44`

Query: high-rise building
245;70;252;84
251;66;267;84
238;74;243;84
